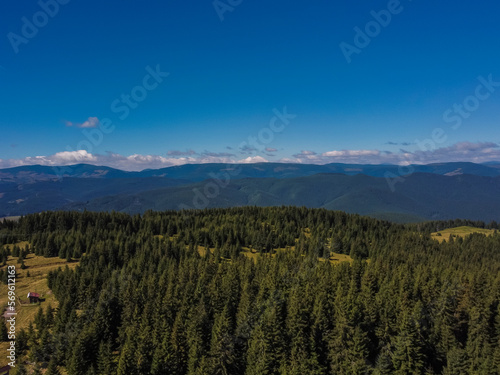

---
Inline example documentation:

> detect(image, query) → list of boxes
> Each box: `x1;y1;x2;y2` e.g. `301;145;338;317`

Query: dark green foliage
16;362;28;375
3;162;500;222
4;207;500;374
0;318;8;342
16;329;29;354
46;357;61;375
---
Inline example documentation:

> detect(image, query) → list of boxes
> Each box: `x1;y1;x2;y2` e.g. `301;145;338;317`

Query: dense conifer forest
1;207;500;374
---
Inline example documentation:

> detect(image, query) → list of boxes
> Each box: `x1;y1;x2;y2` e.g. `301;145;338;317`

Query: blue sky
1;0;500;170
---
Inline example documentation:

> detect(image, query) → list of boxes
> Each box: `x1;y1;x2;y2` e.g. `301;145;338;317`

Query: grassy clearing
326;252;354;264
2;241;30;252
0;216;21;222
168;230;353;264
431;226;496;243
240;246;353;264
196;244;353;264
0;242;78;367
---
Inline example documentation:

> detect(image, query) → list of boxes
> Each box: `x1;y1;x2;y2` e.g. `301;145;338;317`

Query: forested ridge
1;207;500;374
3;162;500;223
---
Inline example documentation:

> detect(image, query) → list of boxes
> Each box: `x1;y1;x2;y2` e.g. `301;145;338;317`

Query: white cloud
286;142;500;165
299;150;316;156
291;150;320;162
237;156;269;164
66;117;100;128
51;150;98;163
0;151;258;171
0;150;98;169
407;142;500;164
322;150;380;157
0;142;499;171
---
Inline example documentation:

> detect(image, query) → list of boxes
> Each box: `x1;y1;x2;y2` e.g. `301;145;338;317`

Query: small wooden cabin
27;292;40;304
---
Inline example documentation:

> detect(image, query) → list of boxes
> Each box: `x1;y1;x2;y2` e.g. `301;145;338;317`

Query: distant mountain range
2;161;500;182
1;162;500;222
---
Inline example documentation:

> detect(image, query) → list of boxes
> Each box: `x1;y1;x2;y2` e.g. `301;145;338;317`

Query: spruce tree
0;319;8;342
46;357;61;375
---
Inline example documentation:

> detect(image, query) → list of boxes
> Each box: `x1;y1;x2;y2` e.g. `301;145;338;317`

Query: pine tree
209;305;236;375
67;327;99;375
45;304;55;327
374;345;394;374
16;328;28;354
97;340;114;375
165;312;189;375
284;286;324;375
443;347;469;375
465;304;492;372
187;302;210;375
34;306;45;328
150;328;171;375
117;335;137;375
16;362;28;375
0;319;8;341
46;357;61;375
245;318;277;375
391;307;425;374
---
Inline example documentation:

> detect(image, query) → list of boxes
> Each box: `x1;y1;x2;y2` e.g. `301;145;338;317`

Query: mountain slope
0;164;131;182
62;173;500;222
2;161;500;183
0;177;189;216
2;162;500;222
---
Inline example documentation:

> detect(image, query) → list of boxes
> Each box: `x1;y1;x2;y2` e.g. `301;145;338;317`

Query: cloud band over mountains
0;142;498;171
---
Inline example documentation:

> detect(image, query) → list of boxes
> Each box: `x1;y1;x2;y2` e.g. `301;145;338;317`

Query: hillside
65;173;500;222
1;208;499;373
431;226;497;242
0;177;190;217
2;161;500;182
2;162;500;222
